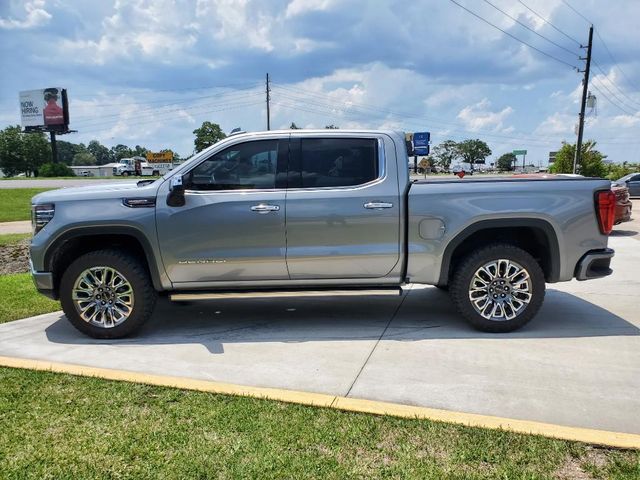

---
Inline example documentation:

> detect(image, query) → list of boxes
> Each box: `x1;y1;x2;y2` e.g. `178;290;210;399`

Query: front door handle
364;202;393;209
250;204;280;213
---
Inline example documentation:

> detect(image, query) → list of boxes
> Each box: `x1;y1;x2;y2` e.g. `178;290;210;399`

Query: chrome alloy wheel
71;266;135;328
468;259;532;321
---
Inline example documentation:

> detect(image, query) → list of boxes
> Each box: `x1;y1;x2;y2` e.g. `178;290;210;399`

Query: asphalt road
0;231;638;435
0;178;137;189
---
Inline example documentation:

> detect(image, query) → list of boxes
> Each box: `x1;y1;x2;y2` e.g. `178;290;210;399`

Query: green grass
0;367;637;479
0;233;30;246
0;273;60;323
0;188;53;222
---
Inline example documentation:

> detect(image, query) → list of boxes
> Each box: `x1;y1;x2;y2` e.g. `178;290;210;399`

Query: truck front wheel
449;244;545;333
59;249;157;339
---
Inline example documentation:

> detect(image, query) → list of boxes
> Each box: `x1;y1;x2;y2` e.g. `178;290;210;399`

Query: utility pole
266;73;271;131
50;131;58;163
573;25;593;174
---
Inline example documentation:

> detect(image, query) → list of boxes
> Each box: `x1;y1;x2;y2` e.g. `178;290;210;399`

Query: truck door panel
285;136;401;279
155;138;288;283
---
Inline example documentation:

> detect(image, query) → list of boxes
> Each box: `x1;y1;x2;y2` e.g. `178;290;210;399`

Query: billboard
146;151;174;163
19;88;69;131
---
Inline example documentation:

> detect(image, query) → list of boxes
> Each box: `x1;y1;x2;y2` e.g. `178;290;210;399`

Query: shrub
38;162;75;177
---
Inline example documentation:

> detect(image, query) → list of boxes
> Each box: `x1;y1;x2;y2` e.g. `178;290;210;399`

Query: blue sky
1;0;639;164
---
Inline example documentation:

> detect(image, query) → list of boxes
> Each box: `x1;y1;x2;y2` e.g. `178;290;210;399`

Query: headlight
32;203;55;235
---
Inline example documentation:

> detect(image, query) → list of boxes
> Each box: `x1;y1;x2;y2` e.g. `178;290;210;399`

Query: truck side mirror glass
167;175;185;207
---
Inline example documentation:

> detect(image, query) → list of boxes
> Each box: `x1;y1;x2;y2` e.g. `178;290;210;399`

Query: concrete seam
344;287;411;398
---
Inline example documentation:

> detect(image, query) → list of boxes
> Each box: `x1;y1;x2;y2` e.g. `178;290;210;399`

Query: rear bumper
575;248;615;281
29;259;57;300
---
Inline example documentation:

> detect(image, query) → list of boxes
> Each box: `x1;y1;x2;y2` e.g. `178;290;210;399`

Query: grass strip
0;233;30;246
0;366;638;479
0;273;60;323
0;188;53;222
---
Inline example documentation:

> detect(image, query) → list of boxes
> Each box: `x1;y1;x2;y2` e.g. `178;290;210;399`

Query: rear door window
297;138;379;188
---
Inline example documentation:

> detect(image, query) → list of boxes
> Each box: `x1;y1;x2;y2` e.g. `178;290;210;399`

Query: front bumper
29;259;57;300
575;248;615;281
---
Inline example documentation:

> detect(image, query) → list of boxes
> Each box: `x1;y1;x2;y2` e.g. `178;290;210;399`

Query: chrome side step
170;288;402;301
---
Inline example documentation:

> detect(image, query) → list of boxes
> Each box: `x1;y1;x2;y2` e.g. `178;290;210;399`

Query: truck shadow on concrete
44;287;640;355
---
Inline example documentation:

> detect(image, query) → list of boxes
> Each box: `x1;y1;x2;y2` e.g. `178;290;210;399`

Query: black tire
122;171;129;176
435;285;449;291
449;243;545;333
60;249;157;339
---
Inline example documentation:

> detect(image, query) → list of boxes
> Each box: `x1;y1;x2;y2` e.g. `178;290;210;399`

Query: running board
170;288;403;301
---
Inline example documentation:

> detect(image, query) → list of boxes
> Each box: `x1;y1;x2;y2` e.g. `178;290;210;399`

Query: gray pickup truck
30;130;616;338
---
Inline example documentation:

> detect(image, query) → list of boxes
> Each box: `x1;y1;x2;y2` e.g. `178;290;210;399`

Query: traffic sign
414;131;430;155
513;149;527;155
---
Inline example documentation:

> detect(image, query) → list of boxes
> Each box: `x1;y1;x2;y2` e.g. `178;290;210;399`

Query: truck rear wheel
60;249;157;339
449;243;545;333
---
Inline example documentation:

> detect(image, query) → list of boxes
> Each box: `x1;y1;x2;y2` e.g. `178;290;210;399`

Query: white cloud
534;112;574;135
0;0;51;29
456;99;514;132
285;0;335;18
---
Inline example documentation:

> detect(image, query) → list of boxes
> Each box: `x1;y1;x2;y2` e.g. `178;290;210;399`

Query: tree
457;139;492;171
0;126;25;177
0;126;50;177
430;140;460;171
22;131;51;176
87;140;111;165
110;144;134;160
549;140;607;178
132;145;149;157
496;153;517;172
289;122;301;129
193;121;226;153
56;140;85;165
72;151;97;166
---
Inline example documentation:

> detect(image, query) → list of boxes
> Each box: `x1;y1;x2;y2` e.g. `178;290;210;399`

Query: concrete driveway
1;232;638;439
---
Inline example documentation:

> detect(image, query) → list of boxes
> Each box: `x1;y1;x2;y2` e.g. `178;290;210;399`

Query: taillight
595;190;616;235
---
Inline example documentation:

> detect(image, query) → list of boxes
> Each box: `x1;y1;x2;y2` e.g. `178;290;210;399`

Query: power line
74;96;264;130
271;94;562;147
79;101;264;136
559;0;592;24
591;60;640;110
72;90;264;125
447;0;579;69
272;84;564;144
516;0;581;45
593;28;640;93
70;81;262;99
590;81;637;116
481;0;579;57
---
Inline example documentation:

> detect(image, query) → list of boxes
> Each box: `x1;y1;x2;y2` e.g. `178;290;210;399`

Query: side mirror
167;176;185;207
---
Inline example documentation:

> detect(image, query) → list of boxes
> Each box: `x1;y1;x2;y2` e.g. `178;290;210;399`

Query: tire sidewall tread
449;243;546;333
60;249;157;339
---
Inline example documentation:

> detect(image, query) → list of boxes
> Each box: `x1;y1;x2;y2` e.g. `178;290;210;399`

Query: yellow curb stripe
1;355;638;450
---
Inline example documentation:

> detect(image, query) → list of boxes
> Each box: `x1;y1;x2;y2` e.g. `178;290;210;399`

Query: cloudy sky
1;0;639;164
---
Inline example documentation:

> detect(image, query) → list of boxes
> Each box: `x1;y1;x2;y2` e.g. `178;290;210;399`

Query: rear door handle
364;202;393;209
250;204;280;213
